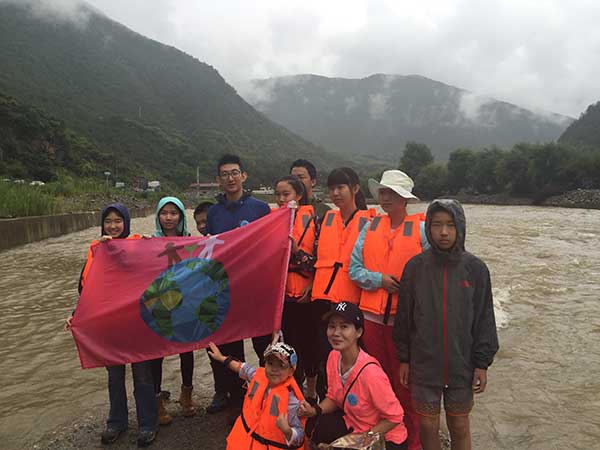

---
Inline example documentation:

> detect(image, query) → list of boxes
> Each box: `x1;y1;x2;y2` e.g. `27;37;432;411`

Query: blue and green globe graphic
140;258;230;343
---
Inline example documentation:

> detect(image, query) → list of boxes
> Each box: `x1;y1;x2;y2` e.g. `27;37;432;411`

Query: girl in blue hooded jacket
149;196;197;425
64;203;158;447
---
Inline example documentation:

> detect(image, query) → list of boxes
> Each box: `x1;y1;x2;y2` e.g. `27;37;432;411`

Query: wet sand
32;342;451;450
33;344;256;450
34;393;450;450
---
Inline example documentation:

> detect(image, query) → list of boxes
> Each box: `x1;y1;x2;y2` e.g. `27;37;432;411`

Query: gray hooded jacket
393;199;499;388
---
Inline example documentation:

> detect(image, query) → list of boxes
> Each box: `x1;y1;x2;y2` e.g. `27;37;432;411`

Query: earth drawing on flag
140;258;230;343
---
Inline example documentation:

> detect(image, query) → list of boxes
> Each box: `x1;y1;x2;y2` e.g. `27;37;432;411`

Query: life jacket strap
323;262;343;295
240;412;303;449
297;214;316;247
383;292;393;325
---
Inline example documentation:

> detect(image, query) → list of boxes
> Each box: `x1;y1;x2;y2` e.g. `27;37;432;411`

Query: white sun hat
368;170;419;203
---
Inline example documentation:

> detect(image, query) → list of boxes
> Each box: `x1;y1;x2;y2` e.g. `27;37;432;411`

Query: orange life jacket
359;213;424;321
312;209;375;304
80;234;142;291
226;368;306;450
286;205;316;298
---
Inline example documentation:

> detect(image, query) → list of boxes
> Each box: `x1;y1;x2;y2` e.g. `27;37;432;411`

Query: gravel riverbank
541;188;600;209
34;394;230;450
33;391;450;450
451;189;600;210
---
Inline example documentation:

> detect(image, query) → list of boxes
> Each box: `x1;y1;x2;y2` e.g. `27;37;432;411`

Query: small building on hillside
189;182;220;197
252;186;274;195
147;180;161;191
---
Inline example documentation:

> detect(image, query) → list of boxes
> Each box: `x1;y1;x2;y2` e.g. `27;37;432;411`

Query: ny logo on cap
336;303;347;312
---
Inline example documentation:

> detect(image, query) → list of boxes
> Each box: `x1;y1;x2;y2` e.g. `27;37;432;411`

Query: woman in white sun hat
349;169;428;450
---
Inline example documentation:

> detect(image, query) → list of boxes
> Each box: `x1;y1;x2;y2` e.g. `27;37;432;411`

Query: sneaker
206;392;230;414
159;390;171;400
100;427;125;445
136;429;158;448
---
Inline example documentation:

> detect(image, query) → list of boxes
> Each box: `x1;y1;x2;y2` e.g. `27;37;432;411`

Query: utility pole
196;166;200;195
113;151;118;179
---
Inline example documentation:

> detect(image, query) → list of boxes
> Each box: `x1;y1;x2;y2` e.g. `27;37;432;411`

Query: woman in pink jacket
299;301;408;449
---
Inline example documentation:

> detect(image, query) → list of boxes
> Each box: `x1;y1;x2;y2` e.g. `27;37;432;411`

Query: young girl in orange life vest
207;341;306;450
274;175;318;391
308;167;375;402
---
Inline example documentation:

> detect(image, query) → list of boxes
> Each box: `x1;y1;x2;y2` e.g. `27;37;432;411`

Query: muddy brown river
1;205;599;449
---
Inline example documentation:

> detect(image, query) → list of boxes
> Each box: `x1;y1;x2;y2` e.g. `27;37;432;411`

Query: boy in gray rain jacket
393;199;499;450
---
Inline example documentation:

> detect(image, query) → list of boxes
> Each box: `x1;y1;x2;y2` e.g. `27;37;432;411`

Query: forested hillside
247;74;573;161
559;101;600;148
0;2;341;186
0;93;109;181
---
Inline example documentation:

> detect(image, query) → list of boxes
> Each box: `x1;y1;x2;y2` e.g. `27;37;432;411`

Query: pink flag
72;207;292;369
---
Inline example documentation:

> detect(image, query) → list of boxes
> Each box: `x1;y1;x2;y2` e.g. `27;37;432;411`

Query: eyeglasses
219;170;242;180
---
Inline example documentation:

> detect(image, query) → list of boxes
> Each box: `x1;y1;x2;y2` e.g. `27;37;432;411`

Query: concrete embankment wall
0;208;153;251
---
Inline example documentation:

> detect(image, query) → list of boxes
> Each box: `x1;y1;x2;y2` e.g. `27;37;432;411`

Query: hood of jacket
101;203;130;238
425;199;466;261
153;196;188;237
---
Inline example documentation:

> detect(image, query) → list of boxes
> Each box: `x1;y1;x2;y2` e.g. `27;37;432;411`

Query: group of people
65;153;499;450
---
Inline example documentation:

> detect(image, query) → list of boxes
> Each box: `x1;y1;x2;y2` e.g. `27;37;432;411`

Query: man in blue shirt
205;154;272;414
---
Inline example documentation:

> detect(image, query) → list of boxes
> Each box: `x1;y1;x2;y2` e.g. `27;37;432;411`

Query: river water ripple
0;205;599;449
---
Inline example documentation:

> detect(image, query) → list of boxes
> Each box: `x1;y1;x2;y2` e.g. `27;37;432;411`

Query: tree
399;141;433;179
471;147;503;194
414;163;448;199
526;143;570;191
563;145;600;189
361;170;383;199
495;146;531;195
446;148;476;194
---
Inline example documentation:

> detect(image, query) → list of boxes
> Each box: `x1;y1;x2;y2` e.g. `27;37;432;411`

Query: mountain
0;91;224;185
558;101;600;148
0;2;342;186
245;74;574;161
0;92;110;181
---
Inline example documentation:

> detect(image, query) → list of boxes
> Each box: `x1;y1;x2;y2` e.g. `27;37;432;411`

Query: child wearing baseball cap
207;341;306;449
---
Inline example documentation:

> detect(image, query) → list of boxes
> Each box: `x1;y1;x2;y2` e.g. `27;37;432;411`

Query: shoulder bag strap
342;362;377;409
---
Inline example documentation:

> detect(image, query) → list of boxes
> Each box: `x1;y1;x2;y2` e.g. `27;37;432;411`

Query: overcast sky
32;0;600;117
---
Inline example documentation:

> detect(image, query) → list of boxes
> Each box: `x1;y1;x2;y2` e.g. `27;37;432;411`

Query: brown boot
157;394;173;425
179;385;197;417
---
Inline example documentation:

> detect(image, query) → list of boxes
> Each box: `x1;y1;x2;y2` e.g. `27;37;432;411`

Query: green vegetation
3;3;596;210
0;3;344;187
399;142;434;179
0;170;182;217
0;183;61;217
0;93;110;182
399;141;600;202
559;101;600;149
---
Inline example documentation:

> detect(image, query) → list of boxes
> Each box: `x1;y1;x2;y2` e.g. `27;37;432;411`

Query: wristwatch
314;404;322;417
